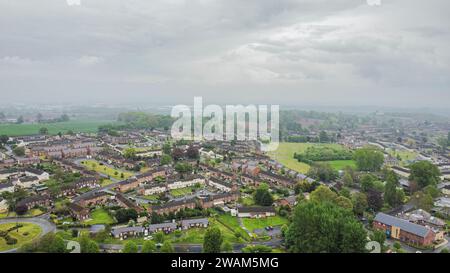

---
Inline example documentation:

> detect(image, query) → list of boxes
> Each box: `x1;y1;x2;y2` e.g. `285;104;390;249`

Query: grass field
216;214;251;241
268;142;350;173
386;148;419;166
0;223;42;252
0;209;44;219
141;195;159;201
0;120;116;136
242;216;289;232
81;160;133;180
84;208;115;225
323;160;357;171
170;186;195;197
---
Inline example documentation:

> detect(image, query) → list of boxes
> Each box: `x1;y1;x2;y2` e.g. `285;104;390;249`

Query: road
0;216;56;253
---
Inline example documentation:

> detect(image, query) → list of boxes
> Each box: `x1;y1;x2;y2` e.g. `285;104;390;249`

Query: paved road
0;216;56;253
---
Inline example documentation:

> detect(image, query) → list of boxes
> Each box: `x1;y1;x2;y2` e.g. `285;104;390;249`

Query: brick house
69;202;90;221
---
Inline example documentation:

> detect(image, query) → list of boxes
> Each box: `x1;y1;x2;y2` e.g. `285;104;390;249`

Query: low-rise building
180;218;209;230
69;203;90;221
237;206;276;218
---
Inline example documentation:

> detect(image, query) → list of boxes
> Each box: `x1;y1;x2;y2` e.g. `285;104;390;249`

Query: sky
0;0;449;108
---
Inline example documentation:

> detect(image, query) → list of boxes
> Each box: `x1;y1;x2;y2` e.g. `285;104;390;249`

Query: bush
6;235;18;245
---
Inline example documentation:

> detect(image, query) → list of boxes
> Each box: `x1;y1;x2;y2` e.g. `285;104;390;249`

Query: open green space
81;160;133;180
169;186;196;197
0;209;44;219
268;142;350;173
323;160;357;171
242;216;289;232
84;208;115;225
141;195;159;201
0;223;42;252
0;120;116;136
386;148;419;166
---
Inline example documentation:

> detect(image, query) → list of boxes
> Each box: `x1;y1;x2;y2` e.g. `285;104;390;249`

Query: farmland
0;120;116;136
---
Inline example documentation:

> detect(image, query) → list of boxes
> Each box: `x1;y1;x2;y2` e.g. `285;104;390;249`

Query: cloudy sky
0;0;449;108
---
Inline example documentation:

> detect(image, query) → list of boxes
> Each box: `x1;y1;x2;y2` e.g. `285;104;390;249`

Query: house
111;226;145;239
208;177;235;192
441;185;450;196
68;203;90;221
78;191;110;207
14;176;40;188
141;184;167;195
116;178;140;192
115;193;143;213
167;176;205;190
237;206;276;218
278;195;298;207
180;218;209;230
373;213;435;247
148;199;197;215
24;168;50;182
199;192;239;208
0;181;15;193
147;222;177;234
258;171;297;188
16;195;52;210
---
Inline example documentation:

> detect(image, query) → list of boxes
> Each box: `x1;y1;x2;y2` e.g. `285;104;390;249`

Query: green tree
123;148;137;159
160;241;174;253
335;196;353;210
79;235;99;253
13;146;25;156
253;183;274;206
48;235;66;253
0;135;8;144
437;137;448;152
153;231;165;244
141;241;156;253
123;241;138;253
384;171;404;207
370;230;386;250
309;185;337;204
352;192;368;216
242;245;272;253
354;146;384;172
307;162;338;182
409;161;441;189
285;202;367;253
160;154;172;165
410;191;434;211
203;227;223;253
221;241;233;253
39;127;49;135
343;172;354;187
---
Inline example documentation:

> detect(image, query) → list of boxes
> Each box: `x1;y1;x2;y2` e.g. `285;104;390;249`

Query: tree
175;162;193;174
437;137;448;152
354;146;384;172
253;183;274;206
15;204;28;215
115;208;138;223
221;241;233;253
309;185;337;204
384;171;404;207
410;191;434;211
186;145;199;159
160;154;172;165
153;232;165;244
39;127;49;135
123;241;138;253
141;241;156;253
0;135;8;144
13;146;25;156
48;235;66;253
366;189;383;212
172;148;184;161
409;161;441;189
16;116;24;124
242;245;272;253
160;241;174;253
319;131;330;143
370;230;386;250
285;202;367;253
352;192;368;216
335;196;353;210
163;142;172;154
343;172;354;187
79;235;99;253
307;162;338;182
203;227;223;253
37;113;43;122
123;148;137;159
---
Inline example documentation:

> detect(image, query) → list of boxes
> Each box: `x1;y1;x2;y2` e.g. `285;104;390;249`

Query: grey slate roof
181;218;209;227
374;212;431;238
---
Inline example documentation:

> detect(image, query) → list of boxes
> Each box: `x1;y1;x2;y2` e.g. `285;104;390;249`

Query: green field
141;195;159;201
268;143;350;173
81;160;133;180
323;160;357;171
170;186;196;197
386;148;419;166
0;209;44;219
216;214;251;241
242;216;289;232
0;223;42;252
0;120;116;136
84;208;115;225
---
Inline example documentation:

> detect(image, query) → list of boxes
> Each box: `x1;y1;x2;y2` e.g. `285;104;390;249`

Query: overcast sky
0;0;449;108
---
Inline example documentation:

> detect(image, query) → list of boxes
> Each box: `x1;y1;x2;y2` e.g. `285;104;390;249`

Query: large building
373;213;436;247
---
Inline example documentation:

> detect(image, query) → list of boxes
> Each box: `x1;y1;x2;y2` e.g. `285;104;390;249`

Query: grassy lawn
0;120;116;136
84;208;115;225
387;148;419;166
242;216;289;232
240;196;255;206
0;209;43;219
323;160;357;171
100;179;114;187
170;186;196;197
81;160;133;180
141;195;159;201
216;214;251;241
268;142;347;173
0;223;42;252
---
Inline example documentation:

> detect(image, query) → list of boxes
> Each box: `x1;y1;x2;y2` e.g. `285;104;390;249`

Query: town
0;109;449;253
